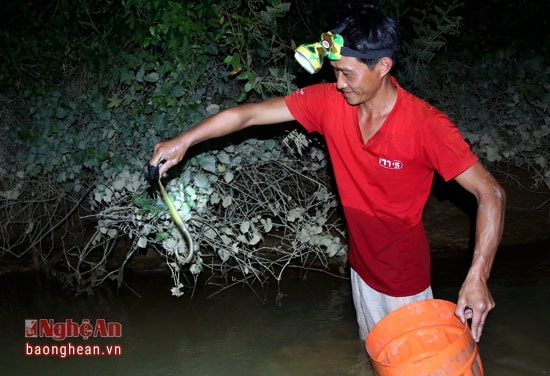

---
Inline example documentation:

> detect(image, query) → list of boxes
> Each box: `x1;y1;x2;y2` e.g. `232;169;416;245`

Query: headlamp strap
323;30;392;61
294;29;393;74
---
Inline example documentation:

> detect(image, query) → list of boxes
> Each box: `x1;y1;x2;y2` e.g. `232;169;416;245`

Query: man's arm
149;97;295;176
453;161;506;342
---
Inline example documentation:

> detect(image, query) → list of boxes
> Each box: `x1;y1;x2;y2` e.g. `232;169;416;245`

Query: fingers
158;158;176;177
455;302;471;323
473;319;486;343
148;143;165;169
148;141;181;177
469;309;486;342
455;304;490;342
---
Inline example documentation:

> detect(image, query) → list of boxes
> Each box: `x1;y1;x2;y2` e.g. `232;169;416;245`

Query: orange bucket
365;299;483;376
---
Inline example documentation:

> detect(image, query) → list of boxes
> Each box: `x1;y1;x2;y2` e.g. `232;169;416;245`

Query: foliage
0;0;126;89
0;0;308;295
455;0;549;60
0;0;296;195
420;55;550;191
392;1;464;87
120;0;293;108
101;135;345;298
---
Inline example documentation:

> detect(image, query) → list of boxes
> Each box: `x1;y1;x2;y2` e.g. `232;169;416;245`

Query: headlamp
294;30;394;74
294;32;343;74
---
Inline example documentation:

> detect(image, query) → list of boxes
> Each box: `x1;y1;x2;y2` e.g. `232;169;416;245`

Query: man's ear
378;57;393;76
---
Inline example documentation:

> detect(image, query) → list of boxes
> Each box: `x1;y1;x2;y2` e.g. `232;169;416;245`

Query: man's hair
333;5;401;69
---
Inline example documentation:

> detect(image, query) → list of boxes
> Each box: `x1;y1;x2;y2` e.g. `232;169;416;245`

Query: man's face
330;57;382;106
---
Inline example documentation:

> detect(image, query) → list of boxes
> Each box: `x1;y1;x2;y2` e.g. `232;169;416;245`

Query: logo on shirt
378;157;403;170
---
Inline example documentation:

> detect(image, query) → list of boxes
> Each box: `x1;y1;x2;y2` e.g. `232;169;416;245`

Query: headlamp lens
294;32;343;74
294;44;324;74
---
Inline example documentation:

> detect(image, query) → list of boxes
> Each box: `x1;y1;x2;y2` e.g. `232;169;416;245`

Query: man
149;5;505;342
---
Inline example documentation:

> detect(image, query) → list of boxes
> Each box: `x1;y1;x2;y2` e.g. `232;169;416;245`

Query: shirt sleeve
284;83;336;134
422;113;479;181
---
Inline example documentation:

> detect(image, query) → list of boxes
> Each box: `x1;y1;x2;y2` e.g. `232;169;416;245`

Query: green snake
158;178;194;265
147;164;194;265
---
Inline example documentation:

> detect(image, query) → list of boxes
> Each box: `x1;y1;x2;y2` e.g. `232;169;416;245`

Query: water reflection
1;240;548;375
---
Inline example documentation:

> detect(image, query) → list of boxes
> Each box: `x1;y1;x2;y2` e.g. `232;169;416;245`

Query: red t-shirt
285;79;478;296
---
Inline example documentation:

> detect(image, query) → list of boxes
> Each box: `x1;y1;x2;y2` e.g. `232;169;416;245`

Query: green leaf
56;107;68;119
198;154;217;173
144;72;160;82
194;173;210;188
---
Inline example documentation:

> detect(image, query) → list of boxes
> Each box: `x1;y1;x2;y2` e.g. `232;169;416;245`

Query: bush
419;55;549;191
1;0;308;295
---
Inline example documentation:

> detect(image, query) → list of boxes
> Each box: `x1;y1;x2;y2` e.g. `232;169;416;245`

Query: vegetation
0;0;547;297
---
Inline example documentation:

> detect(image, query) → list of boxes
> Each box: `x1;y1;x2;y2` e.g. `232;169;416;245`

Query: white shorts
350;267;433;341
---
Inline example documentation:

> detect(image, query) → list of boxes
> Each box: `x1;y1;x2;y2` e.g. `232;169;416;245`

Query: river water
1;240;548;375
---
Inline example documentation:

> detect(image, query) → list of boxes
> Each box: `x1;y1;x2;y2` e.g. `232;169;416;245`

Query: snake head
145;164;160;182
